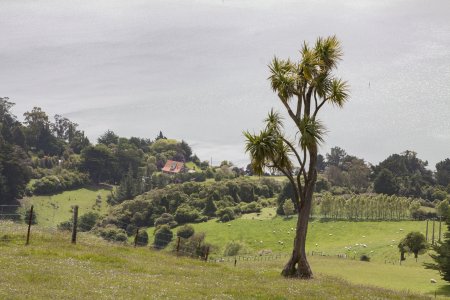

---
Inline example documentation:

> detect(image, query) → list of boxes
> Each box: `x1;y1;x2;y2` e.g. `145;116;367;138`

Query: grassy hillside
0;221;430;299
184;161;200;171
165;208;438;262
20;186;113;227
145;208;448;297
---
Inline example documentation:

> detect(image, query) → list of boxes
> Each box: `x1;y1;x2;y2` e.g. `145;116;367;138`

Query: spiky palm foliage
244;36;349;278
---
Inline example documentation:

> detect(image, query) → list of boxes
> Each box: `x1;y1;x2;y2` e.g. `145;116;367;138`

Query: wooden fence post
176;237;181;256
432;218;435;245
25;205;33;245
204;246;210;261
71;205;78;244
438;217;442;243
134;228;139;247
426;219;429;242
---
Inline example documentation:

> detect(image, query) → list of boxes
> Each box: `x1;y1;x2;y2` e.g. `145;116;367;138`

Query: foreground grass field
145;208;448;297
0;222;431;299
21;186;113;227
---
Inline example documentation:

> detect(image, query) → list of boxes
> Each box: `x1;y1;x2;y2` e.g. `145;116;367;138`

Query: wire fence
1;204;445;267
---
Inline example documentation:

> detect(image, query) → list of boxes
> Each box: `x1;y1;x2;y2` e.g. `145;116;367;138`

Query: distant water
1;0;449;167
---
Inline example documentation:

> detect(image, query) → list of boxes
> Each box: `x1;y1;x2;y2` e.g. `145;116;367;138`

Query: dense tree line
1;98;92;203
318;147;449;201
372;151;435;198
30;170;89;195
2;96;449;216
321;147;371;193
1;97;205;204
0;98;32;204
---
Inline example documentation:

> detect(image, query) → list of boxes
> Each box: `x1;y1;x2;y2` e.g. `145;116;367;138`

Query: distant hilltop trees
0;97;205;204
1;97;449;208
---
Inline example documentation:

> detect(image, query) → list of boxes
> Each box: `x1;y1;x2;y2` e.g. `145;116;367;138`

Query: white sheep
430;279;437;283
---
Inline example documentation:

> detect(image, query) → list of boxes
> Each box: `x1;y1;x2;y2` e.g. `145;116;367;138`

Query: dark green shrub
197;215;208;222
136;230;149;246
238;182;255;203
154;213;177;228
97;225;127;242
78;212;99;232
131;212;146;227
154;225;173;249
31;171;89;195
232;205;241;215
203;197;217;217
193;172;206;182
223;241;244;256
216;195;234;209
176;233;211;258
360;254;370;262
315;177;330;192
214;172;223;182
174;204;200;224
240;202;261;214
126;224;137;236
177;224;195;239
205;168;214;178
217;207;235;222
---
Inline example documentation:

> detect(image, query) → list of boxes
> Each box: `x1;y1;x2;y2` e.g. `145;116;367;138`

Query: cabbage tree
244;36;349;278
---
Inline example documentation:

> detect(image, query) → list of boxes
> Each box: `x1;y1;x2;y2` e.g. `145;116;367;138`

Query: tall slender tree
244;36;349;278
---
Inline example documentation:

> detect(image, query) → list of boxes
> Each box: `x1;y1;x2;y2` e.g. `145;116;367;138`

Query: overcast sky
1;0;449;167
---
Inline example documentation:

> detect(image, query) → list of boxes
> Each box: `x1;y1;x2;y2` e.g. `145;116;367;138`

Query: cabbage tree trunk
281;151;317;278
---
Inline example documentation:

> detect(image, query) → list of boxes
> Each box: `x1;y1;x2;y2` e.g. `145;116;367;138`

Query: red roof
162;160;184;174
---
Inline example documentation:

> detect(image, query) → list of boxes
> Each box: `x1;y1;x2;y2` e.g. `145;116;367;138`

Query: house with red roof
162;160;185;174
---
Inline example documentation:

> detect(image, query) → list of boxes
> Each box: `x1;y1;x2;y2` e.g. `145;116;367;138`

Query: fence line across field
0;205;446;265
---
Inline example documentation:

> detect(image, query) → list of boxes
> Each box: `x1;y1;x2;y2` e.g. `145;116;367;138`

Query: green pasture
187;208;439;262
21;186;113;227
0;221;430;299
184;161;200;171
145;207;448;297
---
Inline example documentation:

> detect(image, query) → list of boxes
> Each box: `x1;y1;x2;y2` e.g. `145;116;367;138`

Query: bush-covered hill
96;177;281;239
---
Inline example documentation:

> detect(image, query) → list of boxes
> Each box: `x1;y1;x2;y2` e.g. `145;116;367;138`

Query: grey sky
1;0;449;167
